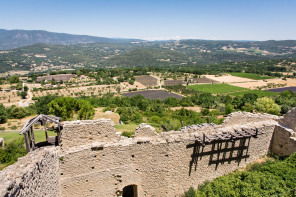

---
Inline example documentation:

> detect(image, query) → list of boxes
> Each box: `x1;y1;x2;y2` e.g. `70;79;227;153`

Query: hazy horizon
0;0;295;41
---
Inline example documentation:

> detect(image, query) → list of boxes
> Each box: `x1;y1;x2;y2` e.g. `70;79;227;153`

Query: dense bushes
0;104;8;124
48;97;94;120
185;153;296;197
0;139;27;170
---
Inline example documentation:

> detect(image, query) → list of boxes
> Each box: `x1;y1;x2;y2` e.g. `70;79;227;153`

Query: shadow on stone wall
187;138;252;176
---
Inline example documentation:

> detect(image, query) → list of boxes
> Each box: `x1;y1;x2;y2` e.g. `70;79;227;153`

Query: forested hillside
0;29;141;50
1;34;296;73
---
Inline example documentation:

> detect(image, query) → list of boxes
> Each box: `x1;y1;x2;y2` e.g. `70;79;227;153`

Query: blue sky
0;0;295;41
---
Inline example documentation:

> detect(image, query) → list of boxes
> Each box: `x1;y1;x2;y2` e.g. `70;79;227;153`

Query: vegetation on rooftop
184;153;296;197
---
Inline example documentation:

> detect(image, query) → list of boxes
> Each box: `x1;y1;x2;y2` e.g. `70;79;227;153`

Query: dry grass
0;91;22;107
170;106;202;112
205;74;255;83
93;108;120;124
0;115;37;130
32;84;122;97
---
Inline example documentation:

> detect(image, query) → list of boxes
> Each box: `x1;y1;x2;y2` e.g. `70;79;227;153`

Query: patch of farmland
32;84;122;97
229;72;275;80
266;86;296;93
164;80;184;86
188;84;247;94
227;90;279;97
123;90;183;100
121;81;146;91
205;75;254;83
0;91;22;107
135;75;158;87
189;77;218;84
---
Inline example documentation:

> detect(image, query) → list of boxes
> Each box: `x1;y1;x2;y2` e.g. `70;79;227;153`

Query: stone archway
122;184;138;197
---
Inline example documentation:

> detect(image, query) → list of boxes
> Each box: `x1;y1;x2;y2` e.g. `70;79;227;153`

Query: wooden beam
23;133;30;152
19;114;63;135
57;125;61;145
27;129;33;151
44;120;48;140
31;127;35;144
19;115;42;134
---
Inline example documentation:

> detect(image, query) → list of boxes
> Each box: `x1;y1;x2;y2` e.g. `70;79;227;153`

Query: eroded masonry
1;110;296;197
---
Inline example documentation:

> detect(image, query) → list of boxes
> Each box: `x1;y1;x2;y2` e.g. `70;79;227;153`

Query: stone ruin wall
59;112;280;197
1;110;296;197
272;108;296;157
0;147;60;197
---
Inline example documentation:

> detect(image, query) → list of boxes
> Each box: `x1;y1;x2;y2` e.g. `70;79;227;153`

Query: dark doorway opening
122;185;137;197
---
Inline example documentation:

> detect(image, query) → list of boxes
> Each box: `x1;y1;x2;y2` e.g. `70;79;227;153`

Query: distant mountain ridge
0;29;296;73
0;29;142;50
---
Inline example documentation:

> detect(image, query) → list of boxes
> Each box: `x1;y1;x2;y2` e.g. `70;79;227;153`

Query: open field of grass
227;90;280;97
229;72;274;80
114;124;139;132
188;83;248;94
0;130;56;144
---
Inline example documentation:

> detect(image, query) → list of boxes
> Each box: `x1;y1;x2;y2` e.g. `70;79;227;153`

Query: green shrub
184;187;196;197
186;153;296;197
121;131;135;138
0;127;5;130
0;139;27;167
10;125;17;130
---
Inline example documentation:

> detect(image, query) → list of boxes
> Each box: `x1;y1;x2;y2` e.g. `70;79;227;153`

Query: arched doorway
122;184;138;197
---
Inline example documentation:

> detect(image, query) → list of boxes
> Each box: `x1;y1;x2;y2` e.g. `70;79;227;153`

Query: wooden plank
27;128;33;151
19;114;63;135
57;125;61;145
23;133;30;152
31;127;35;146
44;120;48;140
19;115;43;134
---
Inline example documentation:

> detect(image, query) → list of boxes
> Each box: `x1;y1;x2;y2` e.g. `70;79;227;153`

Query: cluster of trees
0;139;27;170
0;104;35;124
1;88;294;129
184;153;296;197
48;97;94;120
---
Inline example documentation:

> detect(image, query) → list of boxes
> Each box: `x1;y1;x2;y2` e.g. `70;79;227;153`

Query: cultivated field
189;77;218;84
123;90;183;100
32;81;148;98
205;75;254;83
121;81;146;90
164;80;184;86
267;87;296;93
32;84;122;97
188;84;247;94
135;75;158;87
228;78;296;89
229;72;274;80
0;90;22;107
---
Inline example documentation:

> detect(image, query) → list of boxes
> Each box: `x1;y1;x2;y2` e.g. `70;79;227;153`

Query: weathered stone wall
272;125;296;157
2;109;296;197
59;112;279;197
61;119;119;149
278;108;296;130
272;109;296;157
0;147;60;197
